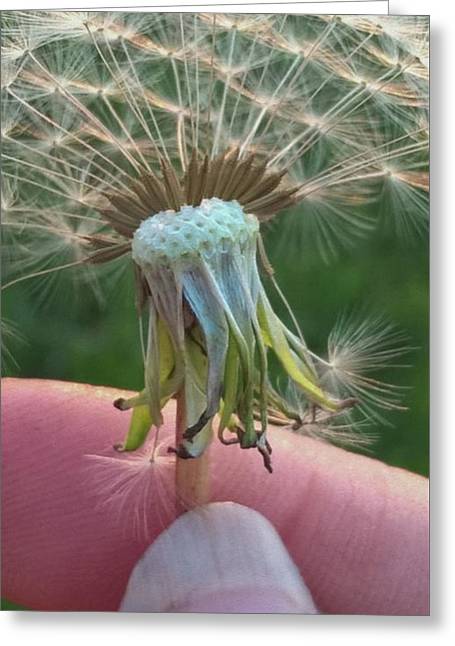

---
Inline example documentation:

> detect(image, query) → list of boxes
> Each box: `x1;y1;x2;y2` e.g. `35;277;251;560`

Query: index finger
1;378;428;614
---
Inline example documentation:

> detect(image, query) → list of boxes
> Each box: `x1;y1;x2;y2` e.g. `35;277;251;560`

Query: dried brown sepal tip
113;398;128;411
167;445;194;459
170;431;273;473
82;148;298;267
336;397;359;409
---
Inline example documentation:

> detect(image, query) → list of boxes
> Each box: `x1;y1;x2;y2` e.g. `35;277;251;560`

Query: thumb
119;502;319;613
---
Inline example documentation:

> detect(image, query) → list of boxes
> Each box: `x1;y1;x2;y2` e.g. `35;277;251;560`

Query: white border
2;0;454;644
0;1;389;14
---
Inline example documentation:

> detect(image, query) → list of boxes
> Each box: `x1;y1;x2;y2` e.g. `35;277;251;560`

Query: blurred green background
3;216;429;477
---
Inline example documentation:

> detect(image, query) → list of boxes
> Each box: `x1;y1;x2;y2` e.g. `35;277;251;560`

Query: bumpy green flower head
132;199;259;267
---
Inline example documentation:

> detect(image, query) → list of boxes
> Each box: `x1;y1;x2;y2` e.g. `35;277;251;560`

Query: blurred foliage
3;218;428;476
1;599;26;610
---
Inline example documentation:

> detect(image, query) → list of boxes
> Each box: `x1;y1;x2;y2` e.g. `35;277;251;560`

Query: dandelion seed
84;438;176;539
320;312;414;423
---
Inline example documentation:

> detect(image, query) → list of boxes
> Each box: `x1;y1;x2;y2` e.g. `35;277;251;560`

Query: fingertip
120;502;319;614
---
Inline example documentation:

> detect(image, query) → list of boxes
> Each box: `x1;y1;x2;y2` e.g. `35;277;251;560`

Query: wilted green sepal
115;316;182;452
257;291;339;412
218;334;239;433
115;403;152;452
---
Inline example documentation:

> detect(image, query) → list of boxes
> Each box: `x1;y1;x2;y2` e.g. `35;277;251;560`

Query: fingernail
120;502;318;613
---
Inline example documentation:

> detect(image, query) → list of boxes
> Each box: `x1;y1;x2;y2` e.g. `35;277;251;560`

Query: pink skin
2;378;429;614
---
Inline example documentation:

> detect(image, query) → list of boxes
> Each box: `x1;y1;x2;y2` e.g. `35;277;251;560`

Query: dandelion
84;436;177;538
1;12;429;506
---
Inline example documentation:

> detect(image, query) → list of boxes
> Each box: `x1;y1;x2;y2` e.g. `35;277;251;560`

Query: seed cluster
132;198;258;268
